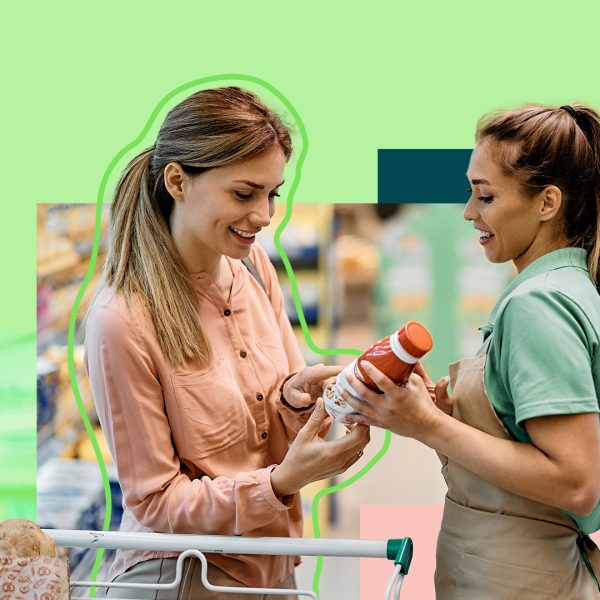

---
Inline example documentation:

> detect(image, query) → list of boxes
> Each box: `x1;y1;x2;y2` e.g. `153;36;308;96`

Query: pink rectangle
360;504;443;600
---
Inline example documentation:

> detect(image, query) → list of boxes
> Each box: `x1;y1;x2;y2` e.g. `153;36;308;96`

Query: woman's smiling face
464;140;564;273
167;147;286;274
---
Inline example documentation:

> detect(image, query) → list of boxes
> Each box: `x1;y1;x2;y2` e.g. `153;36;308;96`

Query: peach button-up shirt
84;244;309;587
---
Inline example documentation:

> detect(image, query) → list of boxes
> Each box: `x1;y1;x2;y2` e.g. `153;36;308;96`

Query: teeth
478;230;494;241
230;226;255;239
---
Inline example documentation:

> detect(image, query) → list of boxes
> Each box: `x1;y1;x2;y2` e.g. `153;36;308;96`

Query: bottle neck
390;331;419;364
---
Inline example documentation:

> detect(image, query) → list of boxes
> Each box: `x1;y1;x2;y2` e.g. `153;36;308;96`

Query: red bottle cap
398;321;433;358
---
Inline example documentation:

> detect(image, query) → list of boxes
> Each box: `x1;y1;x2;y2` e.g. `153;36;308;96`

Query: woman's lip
229;227;256;244
230;226;260;235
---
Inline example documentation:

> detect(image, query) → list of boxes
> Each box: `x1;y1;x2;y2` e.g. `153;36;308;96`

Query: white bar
44;529;389;558
70;549;318;599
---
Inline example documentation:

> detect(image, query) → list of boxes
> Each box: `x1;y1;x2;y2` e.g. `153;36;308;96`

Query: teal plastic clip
386;538;414;574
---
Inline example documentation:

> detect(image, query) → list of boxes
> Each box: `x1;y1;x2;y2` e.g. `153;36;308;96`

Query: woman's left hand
341;361;443;440
283;363;344;410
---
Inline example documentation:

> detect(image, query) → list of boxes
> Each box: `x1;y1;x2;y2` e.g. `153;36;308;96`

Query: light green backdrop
2;0;600;517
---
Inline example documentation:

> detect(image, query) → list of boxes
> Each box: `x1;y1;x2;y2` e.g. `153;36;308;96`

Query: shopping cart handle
386;538;413;574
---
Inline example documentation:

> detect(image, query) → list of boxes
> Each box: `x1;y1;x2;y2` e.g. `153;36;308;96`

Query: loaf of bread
0;519;56;559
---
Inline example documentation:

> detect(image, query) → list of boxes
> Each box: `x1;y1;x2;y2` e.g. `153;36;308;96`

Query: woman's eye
269;193;281;200
235;191;253;200
479;195;493;203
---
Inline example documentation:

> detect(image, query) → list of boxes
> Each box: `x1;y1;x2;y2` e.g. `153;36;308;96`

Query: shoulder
496;269;600;351
248;243;276;275
503;268;599;325
248;243;279;290
85;286;151;347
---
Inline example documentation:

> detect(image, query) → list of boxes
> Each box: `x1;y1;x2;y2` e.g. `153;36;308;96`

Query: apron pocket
456;552;560;599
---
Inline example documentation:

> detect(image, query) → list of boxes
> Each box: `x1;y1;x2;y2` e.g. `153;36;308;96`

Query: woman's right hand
270;398;370;498
413;362;453;416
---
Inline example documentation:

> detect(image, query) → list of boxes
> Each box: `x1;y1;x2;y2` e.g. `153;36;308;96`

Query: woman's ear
163;162;187;203
538;185;563;222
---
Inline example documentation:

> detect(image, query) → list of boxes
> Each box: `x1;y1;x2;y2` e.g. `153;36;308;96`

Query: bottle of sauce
324;321;433;424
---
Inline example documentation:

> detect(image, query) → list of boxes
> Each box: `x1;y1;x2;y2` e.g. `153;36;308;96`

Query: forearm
128;467;292;535
421;413;593;514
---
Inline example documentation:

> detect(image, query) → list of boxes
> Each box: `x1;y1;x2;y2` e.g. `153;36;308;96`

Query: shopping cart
45;529;413;599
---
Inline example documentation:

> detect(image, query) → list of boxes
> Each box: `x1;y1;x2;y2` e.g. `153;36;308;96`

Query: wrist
416;408;448;448
270;464;297;498
279;373;315;413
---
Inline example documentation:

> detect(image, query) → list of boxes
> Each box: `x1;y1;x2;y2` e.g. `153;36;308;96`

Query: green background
2;0;600;518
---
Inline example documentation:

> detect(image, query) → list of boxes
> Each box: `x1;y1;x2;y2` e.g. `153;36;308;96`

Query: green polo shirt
479;247;600;532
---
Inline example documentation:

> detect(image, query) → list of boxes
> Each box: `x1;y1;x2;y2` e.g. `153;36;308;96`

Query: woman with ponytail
84;87;370;599
344;102;600;598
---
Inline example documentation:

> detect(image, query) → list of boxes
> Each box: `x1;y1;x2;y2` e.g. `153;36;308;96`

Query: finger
349;424;371;449
305;364;344;382
318;416;333;438
286;387;314;408
331;422;371;454
413;361;434;386
339;388;368;414
413;362;435;400
344;371;385;405
359;361;408;396
299;398;327;438
434;376;452;414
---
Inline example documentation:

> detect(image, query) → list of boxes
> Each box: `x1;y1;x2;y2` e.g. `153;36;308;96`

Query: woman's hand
413;362;453;416
270;398;370;498
282;363;344;410
341;360;445;441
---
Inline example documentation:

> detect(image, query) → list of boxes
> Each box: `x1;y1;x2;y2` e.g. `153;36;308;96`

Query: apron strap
577;533;600;592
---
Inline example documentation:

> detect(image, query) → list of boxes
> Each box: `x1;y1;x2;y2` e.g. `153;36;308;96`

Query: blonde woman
84;87;370;599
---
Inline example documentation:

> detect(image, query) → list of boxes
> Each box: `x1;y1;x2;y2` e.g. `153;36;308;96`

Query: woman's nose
250;197;272;227
463;194;477;221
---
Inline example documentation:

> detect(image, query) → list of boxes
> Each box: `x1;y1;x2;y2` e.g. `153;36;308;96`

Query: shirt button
256;393;264;401
240;350;247;358
261;431;268;439
224;309;231;316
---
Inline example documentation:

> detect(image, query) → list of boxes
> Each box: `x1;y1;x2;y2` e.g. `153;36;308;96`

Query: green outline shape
67;74;390;597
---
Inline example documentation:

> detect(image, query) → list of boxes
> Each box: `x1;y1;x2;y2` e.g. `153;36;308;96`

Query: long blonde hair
102;87;292;367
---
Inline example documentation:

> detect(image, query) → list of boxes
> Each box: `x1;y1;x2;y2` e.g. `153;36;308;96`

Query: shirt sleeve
250;246;313;438
495;286;599;428
84;295;293;536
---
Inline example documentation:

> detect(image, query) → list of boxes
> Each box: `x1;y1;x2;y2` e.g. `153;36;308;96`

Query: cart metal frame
45;529;413;599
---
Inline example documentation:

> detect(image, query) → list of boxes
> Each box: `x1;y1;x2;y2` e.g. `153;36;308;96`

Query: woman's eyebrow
232;179;285;189
466;175;491;185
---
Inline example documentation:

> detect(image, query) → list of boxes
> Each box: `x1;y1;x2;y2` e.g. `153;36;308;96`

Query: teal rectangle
378;149;473;204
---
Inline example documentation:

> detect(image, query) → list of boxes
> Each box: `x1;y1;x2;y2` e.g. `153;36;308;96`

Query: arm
344;364;600;515
343;286;600;515
85;297;292;535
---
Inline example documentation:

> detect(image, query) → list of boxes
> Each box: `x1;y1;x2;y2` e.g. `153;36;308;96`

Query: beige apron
435;339;600;599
